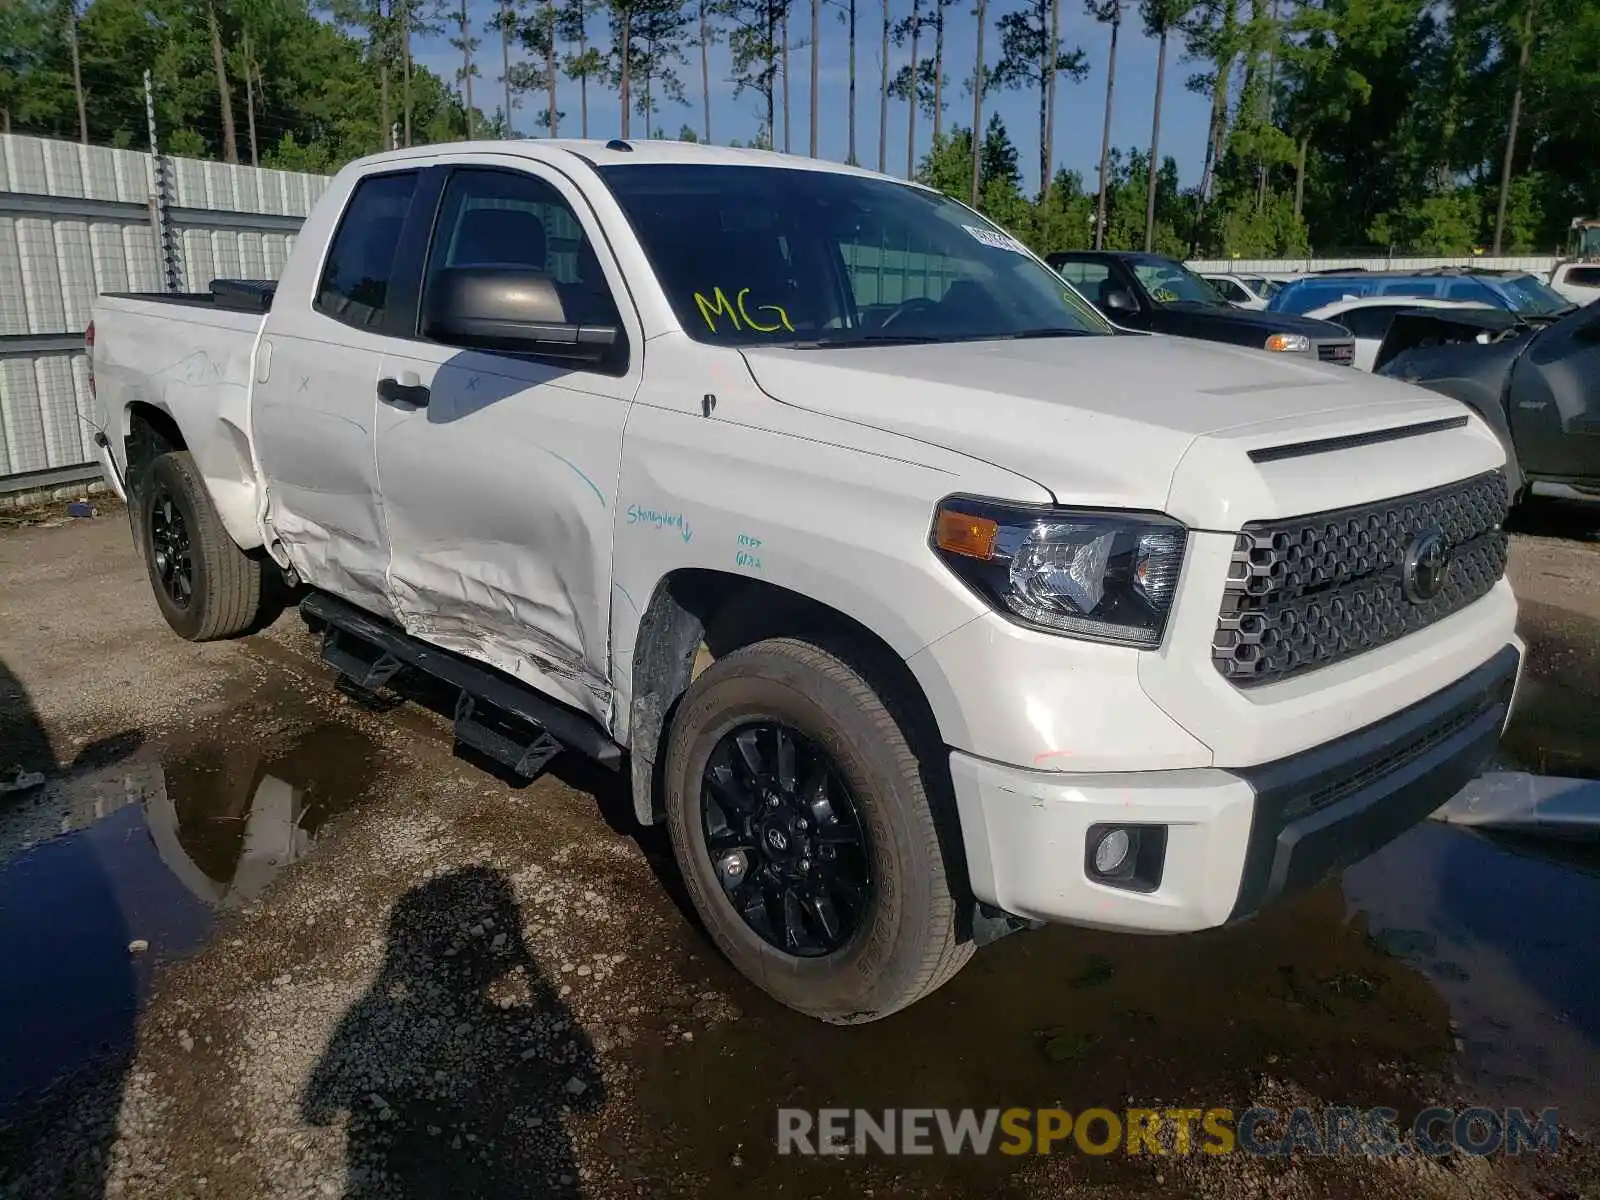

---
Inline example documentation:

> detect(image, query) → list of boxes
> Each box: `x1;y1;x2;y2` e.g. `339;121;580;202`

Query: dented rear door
371;159;641;724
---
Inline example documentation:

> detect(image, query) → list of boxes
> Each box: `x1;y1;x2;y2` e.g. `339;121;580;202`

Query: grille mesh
1212;471;1509;686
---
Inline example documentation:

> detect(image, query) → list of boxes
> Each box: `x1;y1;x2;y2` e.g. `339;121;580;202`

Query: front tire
138;451;263;641
663;637;972;1023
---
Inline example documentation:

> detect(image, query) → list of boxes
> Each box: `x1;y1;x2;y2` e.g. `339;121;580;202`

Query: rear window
315;172;418;329
1337;305;1405;340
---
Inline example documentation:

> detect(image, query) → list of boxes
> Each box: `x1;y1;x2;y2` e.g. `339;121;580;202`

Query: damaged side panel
608;338;1036;749
371;349;633;725
251;331;396;620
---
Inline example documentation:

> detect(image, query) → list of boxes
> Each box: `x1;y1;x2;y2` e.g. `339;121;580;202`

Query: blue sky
412;1;1213;196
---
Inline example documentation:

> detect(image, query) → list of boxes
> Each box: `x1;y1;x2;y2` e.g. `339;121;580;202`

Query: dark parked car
1047;250;1357;365
1376;301;1600;506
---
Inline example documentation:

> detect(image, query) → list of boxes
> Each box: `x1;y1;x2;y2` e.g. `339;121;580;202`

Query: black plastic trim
381;164;449;341
1248;416;1469;464
302;591;621;768
1228;644;1519;921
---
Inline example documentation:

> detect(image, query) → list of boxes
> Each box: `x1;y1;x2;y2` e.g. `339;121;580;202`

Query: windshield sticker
1150;286;1179;303
693;286;796;334
961;224;1028;255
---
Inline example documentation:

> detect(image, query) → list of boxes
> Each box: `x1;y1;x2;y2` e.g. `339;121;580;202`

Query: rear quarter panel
92;297;266;548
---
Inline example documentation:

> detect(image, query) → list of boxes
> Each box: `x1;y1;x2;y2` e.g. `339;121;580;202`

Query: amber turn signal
936;509;999;560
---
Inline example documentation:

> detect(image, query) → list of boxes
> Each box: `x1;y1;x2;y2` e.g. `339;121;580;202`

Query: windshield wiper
998;327;1093;339
789;333;956;349
793;328;1095;348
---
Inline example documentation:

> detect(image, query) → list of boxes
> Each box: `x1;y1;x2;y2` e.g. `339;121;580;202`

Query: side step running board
301;591;622;777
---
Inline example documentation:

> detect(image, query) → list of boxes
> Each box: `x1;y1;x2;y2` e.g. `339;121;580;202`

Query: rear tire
663;637;972;1023
138;450;263;641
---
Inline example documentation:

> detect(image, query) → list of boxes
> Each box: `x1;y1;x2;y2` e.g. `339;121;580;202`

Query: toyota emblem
1402;527;1451;604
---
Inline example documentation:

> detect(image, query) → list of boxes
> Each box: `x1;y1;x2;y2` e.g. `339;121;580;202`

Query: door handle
377;376;430;407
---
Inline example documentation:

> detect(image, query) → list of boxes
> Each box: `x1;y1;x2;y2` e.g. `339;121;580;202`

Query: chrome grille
1316;340;1356;365
1212;471;1509;686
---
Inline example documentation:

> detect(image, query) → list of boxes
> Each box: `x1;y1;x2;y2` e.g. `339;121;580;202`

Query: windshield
1125;257;1226;306
1489;273;1573;316
598;163;1111;346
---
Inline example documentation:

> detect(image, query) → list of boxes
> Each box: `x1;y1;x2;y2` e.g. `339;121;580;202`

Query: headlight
931;498;1188;648
1264;332;1312;353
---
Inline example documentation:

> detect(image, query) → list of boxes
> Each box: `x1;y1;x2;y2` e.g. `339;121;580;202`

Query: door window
424;167;621;335
1443;279;1492;302
315;172;419;329
1053;260;1125;311
1378;280;1439;298
1054;260;1111;289
1565;267;1600;288
1212;279;1249;302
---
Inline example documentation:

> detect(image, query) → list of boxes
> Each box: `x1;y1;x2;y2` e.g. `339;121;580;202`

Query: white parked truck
87;140;1522;1023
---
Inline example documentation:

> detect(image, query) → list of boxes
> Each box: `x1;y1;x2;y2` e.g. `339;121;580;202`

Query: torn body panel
372;347;634;725
251;328;394;620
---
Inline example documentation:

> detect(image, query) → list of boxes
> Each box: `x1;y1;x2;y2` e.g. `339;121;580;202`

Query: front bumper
950;644;1521;932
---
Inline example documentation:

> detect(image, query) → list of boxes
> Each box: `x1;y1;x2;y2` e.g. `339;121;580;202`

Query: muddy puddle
629;817;1600;1196
1343;820;1600;1124
0;718;377;1114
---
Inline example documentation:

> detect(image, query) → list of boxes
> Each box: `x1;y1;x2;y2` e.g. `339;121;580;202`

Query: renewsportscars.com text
777;1106;1560;1158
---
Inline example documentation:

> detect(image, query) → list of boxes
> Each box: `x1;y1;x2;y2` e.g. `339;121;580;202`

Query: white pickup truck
87;140;1522;1023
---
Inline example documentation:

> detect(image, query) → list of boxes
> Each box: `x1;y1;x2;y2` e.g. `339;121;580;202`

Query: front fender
605;403;1046;748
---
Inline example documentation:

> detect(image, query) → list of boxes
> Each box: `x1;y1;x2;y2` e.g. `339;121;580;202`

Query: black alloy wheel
149;484;195;609
699;720;873;957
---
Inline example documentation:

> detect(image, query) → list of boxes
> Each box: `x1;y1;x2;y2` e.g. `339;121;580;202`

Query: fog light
1084;823;1168;893
1092;827;1132;876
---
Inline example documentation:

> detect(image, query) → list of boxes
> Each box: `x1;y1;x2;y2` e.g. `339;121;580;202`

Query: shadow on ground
303;866;605;1199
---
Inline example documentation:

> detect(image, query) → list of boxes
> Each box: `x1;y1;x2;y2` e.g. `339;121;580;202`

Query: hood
740;334;1504;528
1156;303;1352;338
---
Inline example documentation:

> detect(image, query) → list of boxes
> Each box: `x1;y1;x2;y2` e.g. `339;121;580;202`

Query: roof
341;137;892;181
1303;266;1534;279
1302;296;1493;314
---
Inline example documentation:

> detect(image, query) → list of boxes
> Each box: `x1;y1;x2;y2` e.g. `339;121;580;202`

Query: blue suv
1268;270;1574;320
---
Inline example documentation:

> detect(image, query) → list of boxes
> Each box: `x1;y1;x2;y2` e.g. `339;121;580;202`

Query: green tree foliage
914;114;1196;258
990;0;1088;197
726;0;791;145
1;0;479;162
1;0;1595;256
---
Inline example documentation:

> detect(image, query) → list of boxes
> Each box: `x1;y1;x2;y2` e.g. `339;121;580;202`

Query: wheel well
627;568;976;935
125;403;186;498
629;569;950;794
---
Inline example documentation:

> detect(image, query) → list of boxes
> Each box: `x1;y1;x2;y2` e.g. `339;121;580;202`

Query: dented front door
372;161;641;724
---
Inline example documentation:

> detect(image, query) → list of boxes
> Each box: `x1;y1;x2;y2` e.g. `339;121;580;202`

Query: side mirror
1103;289;1139;315
423;266;619;363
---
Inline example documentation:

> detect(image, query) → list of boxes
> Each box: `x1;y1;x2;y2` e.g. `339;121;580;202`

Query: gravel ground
0;501;1597;1200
